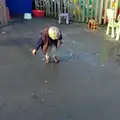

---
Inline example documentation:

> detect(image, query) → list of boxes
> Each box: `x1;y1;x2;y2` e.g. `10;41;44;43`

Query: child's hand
60;40;64;47
60;40;64;44
57;40;64;48
32;49;37;55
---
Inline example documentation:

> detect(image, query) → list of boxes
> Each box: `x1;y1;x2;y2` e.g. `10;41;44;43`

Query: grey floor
0;17;120;120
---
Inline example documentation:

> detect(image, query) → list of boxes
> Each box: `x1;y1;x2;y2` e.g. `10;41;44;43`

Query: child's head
48;26;60;40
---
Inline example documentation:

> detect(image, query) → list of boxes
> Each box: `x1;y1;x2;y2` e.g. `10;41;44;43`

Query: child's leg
45;54;50;63
45;47;51;63
51;45;59;63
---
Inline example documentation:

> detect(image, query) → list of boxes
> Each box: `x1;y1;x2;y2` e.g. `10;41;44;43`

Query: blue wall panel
6;0;32;16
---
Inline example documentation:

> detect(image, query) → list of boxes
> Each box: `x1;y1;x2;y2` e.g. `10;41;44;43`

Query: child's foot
53;56;59;63
45;57;50;63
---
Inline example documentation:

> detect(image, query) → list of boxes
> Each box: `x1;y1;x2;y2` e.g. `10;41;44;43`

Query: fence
35;0;120;25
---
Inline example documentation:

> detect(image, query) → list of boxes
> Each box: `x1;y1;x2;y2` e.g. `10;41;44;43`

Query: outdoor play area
0;0;120;39
1;2;120;119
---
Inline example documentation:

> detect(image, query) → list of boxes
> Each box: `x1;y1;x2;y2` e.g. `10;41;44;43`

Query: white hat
48;26;60;40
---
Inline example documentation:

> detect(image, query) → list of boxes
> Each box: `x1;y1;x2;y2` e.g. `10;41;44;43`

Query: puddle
61;50;102;66
36;48;110;66
78;53;100;66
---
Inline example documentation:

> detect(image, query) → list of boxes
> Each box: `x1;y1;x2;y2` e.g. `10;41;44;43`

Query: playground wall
35;0;120;24
6;0;32;16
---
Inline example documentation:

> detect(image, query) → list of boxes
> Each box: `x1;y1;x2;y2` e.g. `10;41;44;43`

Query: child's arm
57;32;64;48
35;38;43;51
59;30;64;43
32;38;43;55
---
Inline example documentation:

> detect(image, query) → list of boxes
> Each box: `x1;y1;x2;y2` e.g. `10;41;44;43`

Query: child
32;26;64;63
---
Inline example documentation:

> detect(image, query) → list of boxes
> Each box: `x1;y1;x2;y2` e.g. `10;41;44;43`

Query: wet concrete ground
0;18;120;120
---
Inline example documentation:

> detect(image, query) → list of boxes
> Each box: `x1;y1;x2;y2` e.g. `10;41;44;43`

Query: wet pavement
0;18;120;120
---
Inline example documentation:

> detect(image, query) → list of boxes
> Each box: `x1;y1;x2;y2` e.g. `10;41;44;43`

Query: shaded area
0;18;120;120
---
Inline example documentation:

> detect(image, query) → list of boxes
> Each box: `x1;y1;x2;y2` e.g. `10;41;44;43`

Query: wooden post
51;0;54;16
70;0;73;20
0;4;8;26
86;0;90;22
82;0;85;22
60;0;63;13
48;0;51;16
90;0;94;19
114;0;119;18
73;0;77;20
64;0;67;13
99;0;104;24
78;0;81;21
39;0;41;10
54;0;57;17
45;0;47;15
0;0;8;25
67;0;70;16
103;0;109;24
110;0;113;8
40;0;42;10
95;0;98;21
